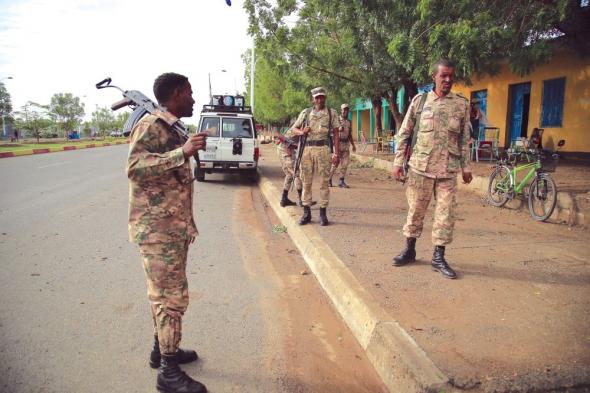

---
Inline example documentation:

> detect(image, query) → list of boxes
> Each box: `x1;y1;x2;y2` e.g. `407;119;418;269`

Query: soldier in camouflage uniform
291;87;341;226
392;60;473;279
329;103;356;188
278;128;303;207
127;73;207;393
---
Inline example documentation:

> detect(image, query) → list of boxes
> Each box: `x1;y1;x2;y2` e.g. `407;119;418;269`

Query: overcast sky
0;0;252;125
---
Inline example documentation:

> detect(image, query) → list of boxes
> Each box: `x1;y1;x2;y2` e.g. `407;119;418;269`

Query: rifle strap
410;93;429;152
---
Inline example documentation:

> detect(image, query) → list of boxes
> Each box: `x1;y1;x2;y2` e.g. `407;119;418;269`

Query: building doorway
508;82;531;144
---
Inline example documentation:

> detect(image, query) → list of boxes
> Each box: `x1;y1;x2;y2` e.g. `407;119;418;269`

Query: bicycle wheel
487;165;511;207
528;173;557;221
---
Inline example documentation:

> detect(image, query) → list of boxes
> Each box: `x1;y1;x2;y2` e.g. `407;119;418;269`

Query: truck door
198;116;221;162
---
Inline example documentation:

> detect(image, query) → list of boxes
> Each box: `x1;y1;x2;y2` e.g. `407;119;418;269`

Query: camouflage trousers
330;147;351;179
139;241;190;355
300;146;331;208
281;152;302;191
403;171;457;246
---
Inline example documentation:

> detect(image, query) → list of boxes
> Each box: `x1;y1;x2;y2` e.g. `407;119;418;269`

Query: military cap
311;87;326;97
341;103;349;109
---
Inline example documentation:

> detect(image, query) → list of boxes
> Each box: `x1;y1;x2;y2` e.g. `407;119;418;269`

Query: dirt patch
232;186;388;393
260;144;590;391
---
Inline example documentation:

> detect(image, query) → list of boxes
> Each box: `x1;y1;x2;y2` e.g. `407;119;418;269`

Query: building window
541;77;566;127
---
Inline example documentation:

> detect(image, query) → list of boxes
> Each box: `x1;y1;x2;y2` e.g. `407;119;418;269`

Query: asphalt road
0;146;386;393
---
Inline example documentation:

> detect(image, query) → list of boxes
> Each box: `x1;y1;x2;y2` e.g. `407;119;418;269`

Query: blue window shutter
541;78;565;127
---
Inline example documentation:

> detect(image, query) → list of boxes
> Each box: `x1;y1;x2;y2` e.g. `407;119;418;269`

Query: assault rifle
95;77;200;169
400;93;428;184
277;134;298;150
293;108;312;182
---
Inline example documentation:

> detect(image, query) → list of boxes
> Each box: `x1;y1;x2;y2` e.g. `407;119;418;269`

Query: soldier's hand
393;165;403;181
462;169;473;184
303;126;311;134
182;132;207;158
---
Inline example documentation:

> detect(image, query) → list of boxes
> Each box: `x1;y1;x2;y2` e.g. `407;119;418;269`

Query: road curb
257;168;449;393
0;141;129;159
352;153;587;226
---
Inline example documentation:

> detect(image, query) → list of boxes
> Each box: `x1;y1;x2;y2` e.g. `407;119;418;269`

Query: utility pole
250;43;255;113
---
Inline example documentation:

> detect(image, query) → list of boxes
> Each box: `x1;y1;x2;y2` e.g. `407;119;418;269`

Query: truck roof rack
201;105;252;114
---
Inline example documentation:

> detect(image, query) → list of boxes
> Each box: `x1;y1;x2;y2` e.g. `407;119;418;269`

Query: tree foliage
48;93;85;138
245;0;589;131
92;106;117;137
0;82;12;116
13;101;52;142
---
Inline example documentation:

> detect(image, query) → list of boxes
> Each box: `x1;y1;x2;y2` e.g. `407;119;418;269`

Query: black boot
328;177;333;187
392;237;416;266
157;355;207;393
338;178;349;188
431;246;457;279
299;206;311;225
319;207;329;226
280;189;296;207
296;189;303;207
150;336;199;369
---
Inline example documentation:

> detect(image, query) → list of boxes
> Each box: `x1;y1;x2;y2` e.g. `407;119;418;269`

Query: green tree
246;0;589;132
114;111;130;131
91;106;117;138
48;93;85;138
14;101;52;143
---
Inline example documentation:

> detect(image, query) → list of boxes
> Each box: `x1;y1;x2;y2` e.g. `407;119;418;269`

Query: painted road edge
0;141;129;158
257;168;449;393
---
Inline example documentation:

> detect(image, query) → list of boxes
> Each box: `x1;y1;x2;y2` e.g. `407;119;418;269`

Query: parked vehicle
194;95;258;182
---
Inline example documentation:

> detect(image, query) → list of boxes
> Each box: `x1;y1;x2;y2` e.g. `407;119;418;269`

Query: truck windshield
200;117;220;137
222;118;253;138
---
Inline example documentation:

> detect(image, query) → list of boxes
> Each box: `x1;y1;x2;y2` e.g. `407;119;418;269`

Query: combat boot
338;178;349;188
299;206;311;225
328;177;333;187
280;189;296;207
431;246;457;279
392;237;416;266
157;355;207;393
150;336;199;369
319;207;329;226
296;189;303;206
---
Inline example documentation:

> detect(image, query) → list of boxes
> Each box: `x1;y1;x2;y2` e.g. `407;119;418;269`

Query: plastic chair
474;127;500;162
376;137;384;153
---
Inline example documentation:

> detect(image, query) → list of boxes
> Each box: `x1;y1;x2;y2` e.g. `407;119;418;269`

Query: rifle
277;134;298;150
95;77;201;171
401;93;428;184
292;108;312;187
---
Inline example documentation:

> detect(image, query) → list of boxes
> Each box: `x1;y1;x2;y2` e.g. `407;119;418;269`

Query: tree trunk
371;97;382;138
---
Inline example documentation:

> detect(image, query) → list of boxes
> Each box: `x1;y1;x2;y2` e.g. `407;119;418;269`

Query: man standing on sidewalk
127;72;208;393
278;129;303;207
329;103;356;188
291;87;341;226
392;59;473;279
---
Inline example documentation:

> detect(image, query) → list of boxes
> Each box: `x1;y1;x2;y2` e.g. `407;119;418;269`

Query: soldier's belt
305;139;329;147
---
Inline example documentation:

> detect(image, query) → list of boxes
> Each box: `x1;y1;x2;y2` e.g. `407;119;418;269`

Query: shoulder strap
410;93;429;150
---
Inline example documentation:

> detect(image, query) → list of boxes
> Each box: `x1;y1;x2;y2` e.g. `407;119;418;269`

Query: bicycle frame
511;160;541;195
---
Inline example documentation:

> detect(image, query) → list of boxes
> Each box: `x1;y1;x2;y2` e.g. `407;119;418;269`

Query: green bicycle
486;140;565;221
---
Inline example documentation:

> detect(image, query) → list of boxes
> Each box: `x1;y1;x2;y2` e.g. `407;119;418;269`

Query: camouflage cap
340;103;349;110
311;87;326;98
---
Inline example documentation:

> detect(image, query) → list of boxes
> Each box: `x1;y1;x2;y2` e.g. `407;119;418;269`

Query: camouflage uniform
280;129;302;192
393;91;470;246
329;115;352;179
292;107;341;208
127;114;197;355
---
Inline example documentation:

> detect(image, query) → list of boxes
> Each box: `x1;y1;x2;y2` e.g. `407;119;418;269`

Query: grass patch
272;224;288;234
0;138;128;153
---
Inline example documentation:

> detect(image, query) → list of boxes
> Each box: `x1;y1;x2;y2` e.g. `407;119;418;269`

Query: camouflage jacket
393;91;471;178
338;117;352;151
126;114;198;244
292;107;341;142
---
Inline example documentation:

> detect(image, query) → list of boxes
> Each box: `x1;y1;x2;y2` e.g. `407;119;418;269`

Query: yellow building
454;49;590;153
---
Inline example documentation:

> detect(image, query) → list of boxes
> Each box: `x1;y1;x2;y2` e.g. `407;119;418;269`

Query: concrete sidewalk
257;144;590;392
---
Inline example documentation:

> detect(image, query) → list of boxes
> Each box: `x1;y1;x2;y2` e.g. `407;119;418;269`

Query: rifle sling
409;93;429;152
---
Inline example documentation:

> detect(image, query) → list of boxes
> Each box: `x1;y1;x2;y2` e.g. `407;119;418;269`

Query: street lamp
1;76;14;141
